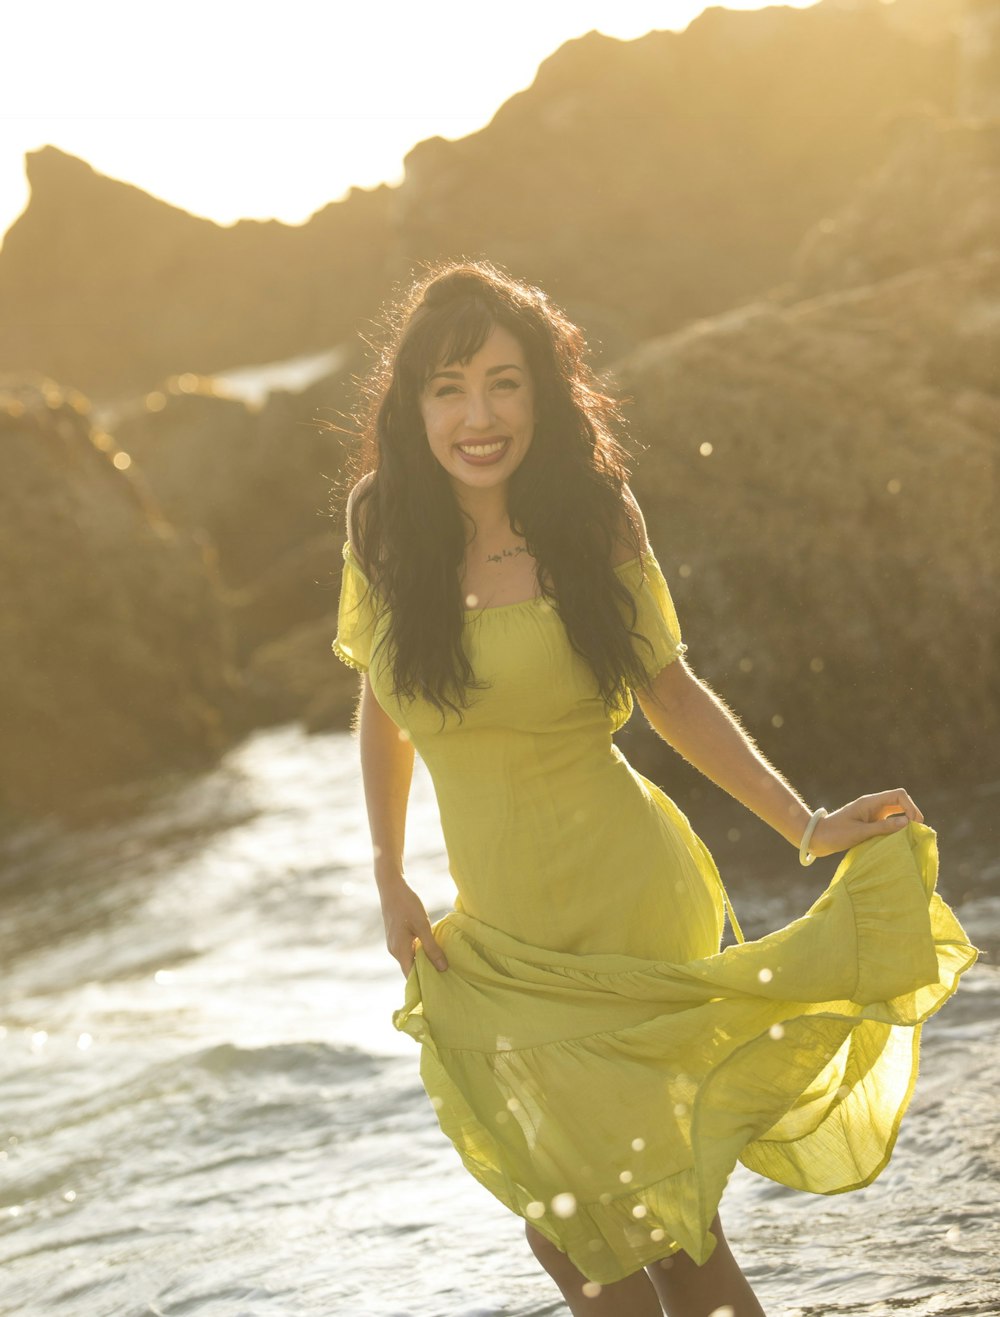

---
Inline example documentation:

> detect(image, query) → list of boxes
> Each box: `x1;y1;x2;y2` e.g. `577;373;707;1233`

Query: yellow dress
332;538;977;1285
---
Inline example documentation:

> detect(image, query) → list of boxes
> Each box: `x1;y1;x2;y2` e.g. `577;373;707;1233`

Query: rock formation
106;350;360;589
391;4;955;347
226;532;345;664
789;112;1000;297
608;113;999;795
0;3;957;401
0;147;392;402
818;0;966;45
0;379;248;821
958;0;1000;118
243;613;360;734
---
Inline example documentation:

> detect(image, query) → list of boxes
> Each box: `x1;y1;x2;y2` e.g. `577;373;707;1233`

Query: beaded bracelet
798;806;828;866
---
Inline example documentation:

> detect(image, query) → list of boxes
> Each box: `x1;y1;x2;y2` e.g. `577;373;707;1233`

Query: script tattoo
486;546;529;565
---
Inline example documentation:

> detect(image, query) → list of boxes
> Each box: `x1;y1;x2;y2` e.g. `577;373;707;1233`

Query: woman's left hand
807;789;925;858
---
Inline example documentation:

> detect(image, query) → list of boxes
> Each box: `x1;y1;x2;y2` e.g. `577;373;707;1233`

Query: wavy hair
337;259;657;724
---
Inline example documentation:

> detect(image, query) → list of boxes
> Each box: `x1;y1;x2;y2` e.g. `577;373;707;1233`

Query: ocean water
0;725;996;1317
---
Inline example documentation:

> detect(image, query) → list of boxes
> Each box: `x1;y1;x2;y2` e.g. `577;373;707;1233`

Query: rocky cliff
0;381;241;820
0;373;361;822
609;112;999;796
0;148;391;401
391;4;955;346
0;2;958;401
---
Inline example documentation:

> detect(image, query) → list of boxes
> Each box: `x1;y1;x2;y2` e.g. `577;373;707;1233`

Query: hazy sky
1;0;821;243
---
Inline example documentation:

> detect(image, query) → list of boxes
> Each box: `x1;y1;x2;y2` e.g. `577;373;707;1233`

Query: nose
464;387;495;430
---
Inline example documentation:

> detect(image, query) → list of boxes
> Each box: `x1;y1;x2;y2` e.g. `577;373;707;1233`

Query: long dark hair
338;259;658;723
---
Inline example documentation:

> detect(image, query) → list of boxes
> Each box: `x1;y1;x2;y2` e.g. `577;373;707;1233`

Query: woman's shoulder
345;472;376;572
610;484;651;568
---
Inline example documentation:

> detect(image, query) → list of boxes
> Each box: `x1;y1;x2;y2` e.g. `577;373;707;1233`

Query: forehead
433;323;527;372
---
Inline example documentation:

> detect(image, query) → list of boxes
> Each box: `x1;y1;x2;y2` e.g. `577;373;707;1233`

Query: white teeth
458;439;506;456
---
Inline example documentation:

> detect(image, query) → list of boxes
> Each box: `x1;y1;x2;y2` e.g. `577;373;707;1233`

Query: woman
332;261;975;1317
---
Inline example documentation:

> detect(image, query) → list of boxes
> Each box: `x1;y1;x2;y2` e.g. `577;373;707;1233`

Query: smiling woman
330;259;976;1317
420;326;535;479
342;262;660;719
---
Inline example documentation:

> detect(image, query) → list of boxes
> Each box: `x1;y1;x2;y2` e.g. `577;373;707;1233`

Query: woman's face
418;323;535;497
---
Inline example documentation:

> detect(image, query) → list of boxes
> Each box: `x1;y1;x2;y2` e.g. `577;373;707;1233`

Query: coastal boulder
790;113;1000;299
243;611;360;732
225;531;344;663
610;250;999;794
107;359;357;590
0;379;245;822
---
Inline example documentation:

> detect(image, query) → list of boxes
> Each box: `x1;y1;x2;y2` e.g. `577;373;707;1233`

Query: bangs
403;297;500;389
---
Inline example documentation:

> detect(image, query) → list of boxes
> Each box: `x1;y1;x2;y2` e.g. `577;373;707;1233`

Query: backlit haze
1;0;821;243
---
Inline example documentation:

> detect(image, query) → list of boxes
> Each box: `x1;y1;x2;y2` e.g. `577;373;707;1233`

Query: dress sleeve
621;548;688;680
332;541;380;674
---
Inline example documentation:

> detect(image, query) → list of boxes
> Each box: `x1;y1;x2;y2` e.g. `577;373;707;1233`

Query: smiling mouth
456;438;509;457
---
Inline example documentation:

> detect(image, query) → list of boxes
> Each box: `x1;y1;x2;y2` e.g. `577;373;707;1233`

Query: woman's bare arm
635;659;811;846
358;671;414;891
356;673;449;975
635;657;923;857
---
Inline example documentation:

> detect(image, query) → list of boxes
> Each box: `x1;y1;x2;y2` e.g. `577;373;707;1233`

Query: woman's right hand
378;879;449;977
806;788;925;859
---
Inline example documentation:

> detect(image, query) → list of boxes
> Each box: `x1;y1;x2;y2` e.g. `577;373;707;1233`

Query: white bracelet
798;806;828;866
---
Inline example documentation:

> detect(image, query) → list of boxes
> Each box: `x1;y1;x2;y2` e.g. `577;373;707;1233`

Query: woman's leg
525;1222;664;1316
644;1214;767;1317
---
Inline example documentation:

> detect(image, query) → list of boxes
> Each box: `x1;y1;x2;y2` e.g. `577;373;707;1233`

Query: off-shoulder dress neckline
341;540;648;618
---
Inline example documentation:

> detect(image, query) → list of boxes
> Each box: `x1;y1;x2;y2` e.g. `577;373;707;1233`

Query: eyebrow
428;363;524;383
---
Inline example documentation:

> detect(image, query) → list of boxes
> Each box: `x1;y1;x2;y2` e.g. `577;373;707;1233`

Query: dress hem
393;822;979;1283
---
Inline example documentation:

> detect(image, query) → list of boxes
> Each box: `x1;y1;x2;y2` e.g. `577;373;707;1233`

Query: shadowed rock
106;355;358;589
0;146;391;401
609;250;999;792
0;379;248;822
817;0;966;46
607;106;999;796
790;113;1000;298
243;612;359;733
226;532;344;663
958;0;1000;118
392;5;956;345
0;3;958;400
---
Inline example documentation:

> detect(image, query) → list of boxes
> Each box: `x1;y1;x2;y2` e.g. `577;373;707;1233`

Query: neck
451;480;513;543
